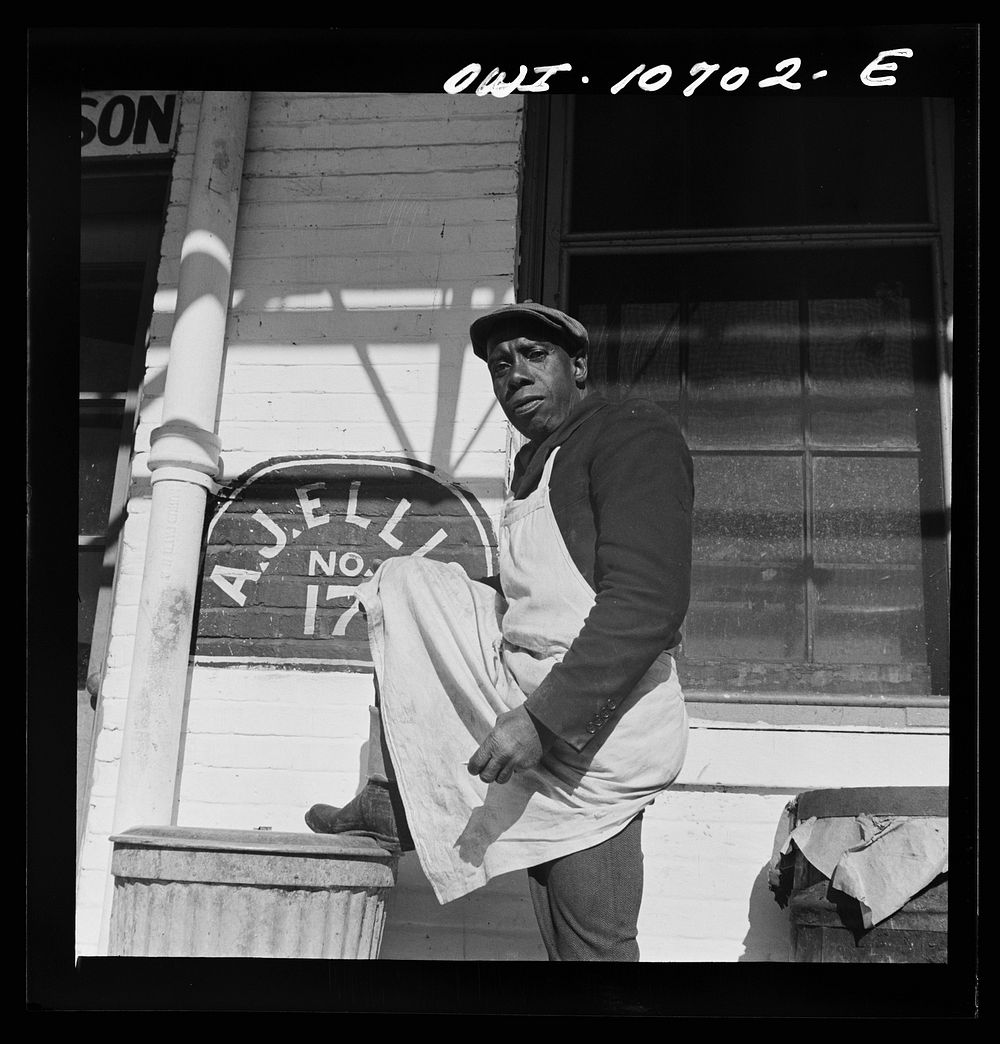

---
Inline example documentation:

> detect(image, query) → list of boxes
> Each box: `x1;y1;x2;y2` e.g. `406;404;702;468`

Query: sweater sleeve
523;403;693;752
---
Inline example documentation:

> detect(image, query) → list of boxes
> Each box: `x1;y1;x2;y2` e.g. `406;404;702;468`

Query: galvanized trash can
776;787;948;963
109;826;399;958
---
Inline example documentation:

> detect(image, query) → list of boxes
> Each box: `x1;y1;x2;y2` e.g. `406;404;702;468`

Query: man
307;303;693;961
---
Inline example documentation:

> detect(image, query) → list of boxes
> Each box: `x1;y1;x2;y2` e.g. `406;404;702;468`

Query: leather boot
305;778;414;851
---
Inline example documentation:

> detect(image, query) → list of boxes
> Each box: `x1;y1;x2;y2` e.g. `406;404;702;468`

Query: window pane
574;303;613;400
571;258;686;406
78;548;104;688
686;100;806;228
570;96;685;233
570;96;928;232
79;411;122;535
813;456;924;564
812;566;928;665
80;266;145;393
619;302;681;403
80;337;138;396
688;298;801;449
685;456;805;660
800;98;928;225
812;456;928;666
576;302;681;404
809;291;920;449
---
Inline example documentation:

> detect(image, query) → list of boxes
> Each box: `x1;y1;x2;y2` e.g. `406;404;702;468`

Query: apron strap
538;445;560;490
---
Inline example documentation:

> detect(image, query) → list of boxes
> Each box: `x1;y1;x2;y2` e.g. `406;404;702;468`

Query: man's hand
468;705;553;784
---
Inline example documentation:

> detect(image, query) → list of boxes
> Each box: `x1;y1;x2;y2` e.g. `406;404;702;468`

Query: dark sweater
502;393;694;752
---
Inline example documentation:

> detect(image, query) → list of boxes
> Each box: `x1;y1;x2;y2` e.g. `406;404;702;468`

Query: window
78;165;168;843
520;96;951;704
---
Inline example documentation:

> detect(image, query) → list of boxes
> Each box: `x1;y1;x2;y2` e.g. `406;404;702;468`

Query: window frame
517;95;952;725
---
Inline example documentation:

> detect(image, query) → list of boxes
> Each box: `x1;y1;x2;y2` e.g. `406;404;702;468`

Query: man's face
486;331;588;441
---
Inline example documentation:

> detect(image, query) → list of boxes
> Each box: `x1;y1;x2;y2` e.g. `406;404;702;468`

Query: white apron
356;448;688;904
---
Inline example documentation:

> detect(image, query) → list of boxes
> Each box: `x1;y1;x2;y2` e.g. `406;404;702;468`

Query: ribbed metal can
109;826;398;958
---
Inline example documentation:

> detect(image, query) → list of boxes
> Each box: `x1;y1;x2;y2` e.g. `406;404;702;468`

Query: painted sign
81;92;180;158
195;456;498;670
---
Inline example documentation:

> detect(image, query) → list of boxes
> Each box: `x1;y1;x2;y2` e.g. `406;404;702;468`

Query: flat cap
470;302;589;360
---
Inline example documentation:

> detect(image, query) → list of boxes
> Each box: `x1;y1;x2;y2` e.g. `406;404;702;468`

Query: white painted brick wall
140;91;521;493
156;667;375;873
679;721;949;790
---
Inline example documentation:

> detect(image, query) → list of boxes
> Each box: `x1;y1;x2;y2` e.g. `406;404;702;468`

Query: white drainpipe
99;91;251;951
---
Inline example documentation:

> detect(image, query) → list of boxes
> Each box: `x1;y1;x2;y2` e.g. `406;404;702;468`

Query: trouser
527;811;645;962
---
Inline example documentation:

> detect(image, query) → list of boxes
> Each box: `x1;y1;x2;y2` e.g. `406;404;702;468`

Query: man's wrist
523;705;557;753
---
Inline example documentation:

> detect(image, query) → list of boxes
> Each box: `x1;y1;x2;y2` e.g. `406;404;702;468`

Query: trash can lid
796;786;948;821
109;825;397;859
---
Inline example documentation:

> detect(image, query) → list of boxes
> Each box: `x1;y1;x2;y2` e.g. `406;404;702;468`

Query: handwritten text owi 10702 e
443;49;914;96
